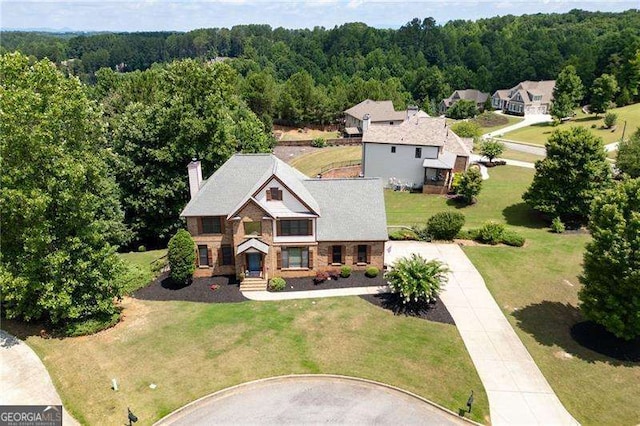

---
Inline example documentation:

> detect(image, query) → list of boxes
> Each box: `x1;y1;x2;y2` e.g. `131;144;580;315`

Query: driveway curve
155;375;473;425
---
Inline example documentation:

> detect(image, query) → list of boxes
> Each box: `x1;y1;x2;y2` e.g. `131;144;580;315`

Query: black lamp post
466;390;474;414
127;407;138;426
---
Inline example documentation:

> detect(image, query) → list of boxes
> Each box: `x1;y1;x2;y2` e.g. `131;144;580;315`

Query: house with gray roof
343;99;410;137
361;114;471;194
439;89;489;115
181;154;387;290
491;80;556;115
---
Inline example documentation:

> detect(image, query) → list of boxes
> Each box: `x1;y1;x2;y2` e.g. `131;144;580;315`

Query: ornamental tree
579;178;640;340
168;229;196;285
479;139;505;164
523;127;611;226
456;167;483;205
0;52;126;325
386;254;449;304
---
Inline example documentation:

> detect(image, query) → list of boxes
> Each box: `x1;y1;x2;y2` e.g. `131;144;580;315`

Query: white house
361;113;472;194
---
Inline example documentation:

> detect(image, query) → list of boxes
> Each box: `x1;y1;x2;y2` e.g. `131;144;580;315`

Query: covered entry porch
422;152;456;194
237;238;270;291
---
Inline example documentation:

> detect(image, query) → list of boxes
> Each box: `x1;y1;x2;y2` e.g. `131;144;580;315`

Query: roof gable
344;99;406;122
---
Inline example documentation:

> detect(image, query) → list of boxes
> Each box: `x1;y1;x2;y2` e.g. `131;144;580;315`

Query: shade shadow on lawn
502;202;547;229
513;301;639;365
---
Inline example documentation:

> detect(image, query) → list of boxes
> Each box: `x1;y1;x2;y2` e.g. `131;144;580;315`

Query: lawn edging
153;374;482;426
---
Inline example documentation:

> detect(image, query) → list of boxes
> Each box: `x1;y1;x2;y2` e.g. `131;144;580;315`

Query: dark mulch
570;321;640;362
133;274;247;303
360;293;455;325
275;270;387;292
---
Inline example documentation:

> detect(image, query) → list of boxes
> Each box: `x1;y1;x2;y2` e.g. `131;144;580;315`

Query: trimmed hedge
268;277;286;291
427;211;466;241
365;266;379;278
340;266;352;278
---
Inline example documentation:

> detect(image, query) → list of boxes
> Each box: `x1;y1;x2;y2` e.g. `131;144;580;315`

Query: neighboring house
180;154;388;290
361;114;472;194
491;80;556;115
343;99;411;137
439;89;489;115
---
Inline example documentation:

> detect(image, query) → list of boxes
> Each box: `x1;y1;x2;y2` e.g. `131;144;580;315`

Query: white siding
254;177;310;215
363;142;439;188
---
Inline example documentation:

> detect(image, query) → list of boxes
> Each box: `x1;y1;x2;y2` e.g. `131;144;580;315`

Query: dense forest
3;9;640;127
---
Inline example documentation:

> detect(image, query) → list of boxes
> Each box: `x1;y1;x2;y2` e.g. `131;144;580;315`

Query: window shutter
307;220;313;235
277;250;282;269
341;245;345;264
366;245;371;264
353;246;358;264
218;248;223;266
328;245;332;265
276;221;282;236
197;217;203;234
208;248;213;266
219;217;225;234
308;249;314;269
266;189;272;201
195;248;199;266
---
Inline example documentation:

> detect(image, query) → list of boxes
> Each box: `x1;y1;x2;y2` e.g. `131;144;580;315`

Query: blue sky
2;0;638;32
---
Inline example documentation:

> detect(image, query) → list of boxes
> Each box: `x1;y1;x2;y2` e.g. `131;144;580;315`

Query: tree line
3;9;640;126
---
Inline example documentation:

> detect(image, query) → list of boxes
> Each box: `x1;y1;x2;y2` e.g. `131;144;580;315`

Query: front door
247;253;262;278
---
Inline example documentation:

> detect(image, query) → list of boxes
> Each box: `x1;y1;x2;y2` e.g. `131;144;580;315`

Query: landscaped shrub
311;137;326;148
456;167;483;204
501;230;526;247
455;228;478;240
168;229;196;285
61;311;121;337
477;221;505;245
268;277;286;291
451;121;482;138
389;229;418;240
329;270;340;280
451;172;462;193
427;211;466;241
365;267;379;278
410;224;431;241
314;271;329;284
386;254;449;304
340;266;352;278
551;217;566;233
137;245;147;252
604;112;618;128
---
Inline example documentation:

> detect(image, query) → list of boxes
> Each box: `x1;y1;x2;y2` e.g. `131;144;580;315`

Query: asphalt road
155;376;470;425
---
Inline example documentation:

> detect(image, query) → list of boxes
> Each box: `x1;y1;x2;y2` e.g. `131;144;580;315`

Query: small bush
311;137;326;148
550;217;566;233
168;229;196;285
604;112;618;128
329;270;340;280
314;271;329;285
389;229;418;240
410;225;431;241
455;228;478;240
137;245;146;252
501;230;526;247
365;266;379;278
60;311;121;337
340;266;352;278
477;221;505;245
268;277;286;291
427;211;466;241
386;254;449;304
450;173;462;193
591;123;597;129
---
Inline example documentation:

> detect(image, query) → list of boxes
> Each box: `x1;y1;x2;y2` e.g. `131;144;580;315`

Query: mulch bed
570;321;640;362
133;274;247;303
274;270;387;292
360;293;455;325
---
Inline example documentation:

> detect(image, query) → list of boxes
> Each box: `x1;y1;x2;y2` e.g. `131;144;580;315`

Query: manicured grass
8;297;488;425
504;103;640;146
499;147;544;163
385;166;640;425
278;128;340;141
288;145;361;176
474;113;524;134
117;249;167;294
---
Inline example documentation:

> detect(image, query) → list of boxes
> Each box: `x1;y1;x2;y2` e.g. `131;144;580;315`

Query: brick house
180;154;388;290
491;80;556;115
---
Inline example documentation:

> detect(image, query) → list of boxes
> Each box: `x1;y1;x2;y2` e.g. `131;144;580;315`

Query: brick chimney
406;105;419;121
187;159;202;199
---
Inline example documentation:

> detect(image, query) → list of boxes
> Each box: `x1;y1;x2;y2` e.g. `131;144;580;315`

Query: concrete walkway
385;241;578;426
482;112;552;139
242;285;389;301
0;331;78;425
471;154;535;171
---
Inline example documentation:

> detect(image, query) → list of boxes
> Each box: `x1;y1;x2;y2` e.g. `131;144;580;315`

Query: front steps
240;278;268;292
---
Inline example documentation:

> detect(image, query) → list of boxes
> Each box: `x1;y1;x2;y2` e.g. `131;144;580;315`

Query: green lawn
6;297;488;425
504;103;640;146
499;147;544;163
288;145;362;176
475;113;524;134
117;249;167;294
386;166;640;425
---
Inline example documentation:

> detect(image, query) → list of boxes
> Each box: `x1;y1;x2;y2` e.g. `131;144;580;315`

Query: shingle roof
506;80;556;104
303;178;388;241
181;154;388;241
492;89;510;100
423;151;457;169
344;99;406;122
444;89;489;105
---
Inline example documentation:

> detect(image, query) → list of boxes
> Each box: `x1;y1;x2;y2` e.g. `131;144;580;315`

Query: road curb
153;374;482;425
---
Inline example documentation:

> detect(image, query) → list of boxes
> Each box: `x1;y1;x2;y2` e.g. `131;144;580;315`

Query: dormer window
266;187;283;201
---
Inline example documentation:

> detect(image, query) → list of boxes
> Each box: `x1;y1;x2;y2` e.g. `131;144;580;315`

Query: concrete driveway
155;375;471;425
385;242;579;426
482;112;552;139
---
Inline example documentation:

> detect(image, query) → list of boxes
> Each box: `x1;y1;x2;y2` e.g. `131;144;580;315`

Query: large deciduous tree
523;127;611;226
551;65;584;120
579;178;640;340
99;59;273;247
0;53;126;325
590;73;619;116
616;128;640;178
